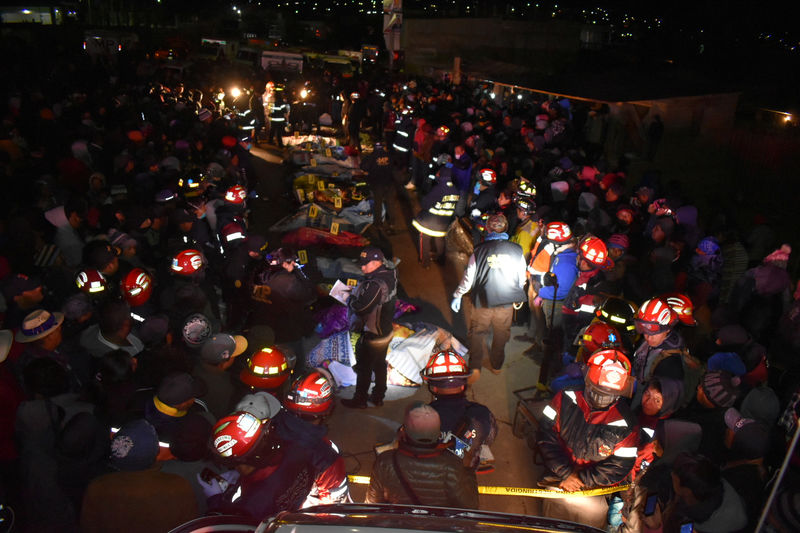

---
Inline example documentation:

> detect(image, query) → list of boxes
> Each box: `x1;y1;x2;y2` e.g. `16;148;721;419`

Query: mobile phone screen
680;523;693;533
450;435;470;458
644;494;658;516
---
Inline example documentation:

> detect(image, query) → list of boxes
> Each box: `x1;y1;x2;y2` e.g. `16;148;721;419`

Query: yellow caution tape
347;475;628;499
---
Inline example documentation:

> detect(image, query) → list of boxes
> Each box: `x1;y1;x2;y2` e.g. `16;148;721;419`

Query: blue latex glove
450;296;462;313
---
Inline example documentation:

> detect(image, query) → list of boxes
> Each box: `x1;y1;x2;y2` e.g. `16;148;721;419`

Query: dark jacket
349;264;397;337
430;394;497;469
365;439;478;508
454;236;526;308
413;176;460;237
538;389;639;488
361;147;393;188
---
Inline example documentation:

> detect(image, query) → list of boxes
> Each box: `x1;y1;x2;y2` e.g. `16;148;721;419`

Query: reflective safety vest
412;182;460;237
270;102;287;122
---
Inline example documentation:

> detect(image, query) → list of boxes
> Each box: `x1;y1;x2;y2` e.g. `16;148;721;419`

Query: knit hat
110;419;159;471
403;402;441;445
700;370;741;408
707;352;746;376
741;385;781;426
724;408;771;459
169;413;213;461
607;234;630;251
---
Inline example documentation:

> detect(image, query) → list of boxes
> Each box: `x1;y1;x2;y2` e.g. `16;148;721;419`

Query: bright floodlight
230;87;242;99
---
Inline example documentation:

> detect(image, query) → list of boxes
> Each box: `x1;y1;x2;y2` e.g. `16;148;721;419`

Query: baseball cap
2;273;41;300
110;419;159;471
402;402;441;445
235;391;283;420
358;247;385;265
724;407;771;459
156;372;207;407
200;334;248;365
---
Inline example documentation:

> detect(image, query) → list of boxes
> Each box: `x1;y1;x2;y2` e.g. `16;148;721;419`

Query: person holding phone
654;452;747;533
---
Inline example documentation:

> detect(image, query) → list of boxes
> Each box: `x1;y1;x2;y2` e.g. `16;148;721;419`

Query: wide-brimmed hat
15;309;65;343
0;330;12;362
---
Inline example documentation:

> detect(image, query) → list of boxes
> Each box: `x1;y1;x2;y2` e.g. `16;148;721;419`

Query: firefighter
537;349;640;526
420;349;497;472
412;165;460;268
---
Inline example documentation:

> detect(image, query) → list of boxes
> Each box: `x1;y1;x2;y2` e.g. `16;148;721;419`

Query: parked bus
261;50;304;74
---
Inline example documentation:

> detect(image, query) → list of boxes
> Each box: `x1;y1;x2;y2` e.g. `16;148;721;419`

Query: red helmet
478;168;497;185
545;221;572;242
579;235;609;267
121;268;153;307
171;249;204;276
585;349;633;400
211;411;280;463
421;350;471;381
420;350;471;395
240;347;290;390
635;297;677;335
579;322;622;354
224;185;247;205
220;222;246;244
660;292;697;326
76;269;107;294
284;371;333;418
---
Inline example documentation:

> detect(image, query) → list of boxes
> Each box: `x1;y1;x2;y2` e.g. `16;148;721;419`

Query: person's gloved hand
450;296;462;313
197;469;240;499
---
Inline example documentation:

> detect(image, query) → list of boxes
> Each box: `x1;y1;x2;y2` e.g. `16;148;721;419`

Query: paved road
246;140;550;516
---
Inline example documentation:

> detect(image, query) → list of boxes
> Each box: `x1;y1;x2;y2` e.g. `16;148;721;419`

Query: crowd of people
0;37;799;533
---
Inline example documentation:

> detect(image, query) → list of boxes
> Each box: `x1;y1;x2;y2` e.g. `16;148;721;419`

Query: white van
261;51;304;74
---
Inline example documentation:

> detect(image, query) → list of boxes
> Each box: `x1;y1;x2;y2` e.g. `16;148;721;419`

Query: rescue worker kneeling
412;165;460;268
536;349;640;528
